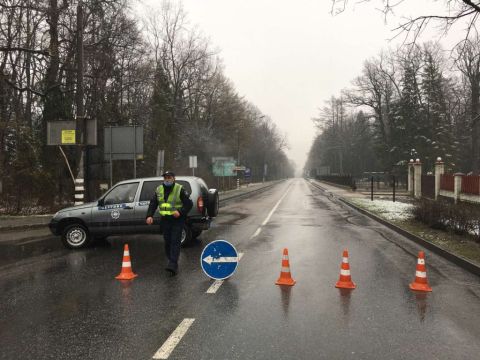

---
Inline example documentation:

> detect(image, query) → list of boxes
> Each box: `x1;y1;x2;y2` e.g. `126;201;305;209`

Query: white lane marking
206;253;244;294
250;227;262;239
250;183;292;239
206;280;224;294
152;318;195;359
261;186;291;225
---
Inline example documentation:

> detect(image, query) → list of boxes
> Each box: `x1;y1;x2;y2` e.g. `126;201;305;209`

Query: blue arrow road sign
201;240;239;280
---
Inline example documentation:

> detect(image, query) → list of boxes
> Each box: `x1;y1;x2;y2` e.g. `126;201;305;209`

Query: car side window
139;181;162;201
176;181;192;196
196;179;208;195
104;183;139;205
139;180;193;202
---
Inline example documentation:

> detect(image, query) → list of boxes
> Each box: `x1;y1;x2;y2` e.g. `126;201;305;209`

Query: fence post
408;159;415;195
454;173;464;204
434;157;445;200
371;176;374;201
392;175;396;202
414;159;422;199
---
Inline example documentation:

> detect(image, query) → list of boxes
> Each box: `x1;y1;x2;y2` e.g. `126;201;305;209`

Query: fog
140;0;462;175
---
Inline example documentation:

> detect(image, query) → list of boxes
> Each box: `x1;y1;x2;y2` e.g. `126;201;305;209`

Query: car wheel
207;189;219;217
61;223;91;249
180;225;193;247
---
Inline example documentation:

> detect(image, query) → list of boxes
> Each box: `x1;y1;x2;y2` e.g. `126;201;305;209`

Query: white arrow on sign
203;255;238;265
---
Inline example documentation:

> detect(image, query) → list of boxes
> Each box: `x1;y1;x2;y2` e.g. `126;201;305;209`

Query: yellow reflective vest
156;183;183;216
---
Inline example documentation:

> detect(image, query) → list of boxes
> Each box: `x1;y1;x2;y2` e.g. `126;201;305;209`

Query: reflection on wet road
1;179;480;359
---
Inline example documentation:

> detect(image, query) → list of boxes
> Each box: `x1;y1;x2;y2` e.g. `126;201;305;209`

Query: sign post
157;150;165;176
189;155;198;176
244;167;251;185
201;240;239;280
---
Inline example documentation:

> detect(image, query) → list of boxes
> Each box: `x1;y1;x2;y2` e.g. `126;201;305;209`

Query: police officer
146;171;193;275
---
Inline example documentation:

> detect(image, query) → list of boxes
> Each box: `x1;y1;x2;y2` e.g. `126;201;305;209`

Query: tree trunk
471;80;480;173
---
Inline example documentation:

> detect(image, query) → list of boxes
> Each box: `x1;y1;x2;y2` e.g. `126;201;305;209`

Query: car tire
180;224;193;247
61;223;91;249
207;189;219;217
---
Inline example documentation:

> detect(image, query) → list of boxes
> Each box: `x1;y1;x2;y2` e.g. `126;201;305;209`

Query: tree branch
0;47;49;56
463;0;480;14
3;78;45;97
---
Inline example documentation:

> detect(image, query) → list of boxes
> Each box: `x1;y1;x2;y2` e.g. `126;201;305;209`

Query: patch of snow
349;198;415;221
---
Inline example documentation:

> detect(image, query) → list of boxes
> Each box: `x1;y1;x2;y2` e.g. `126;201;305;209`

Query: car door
90;182;140;235
136;180;162;233
135;180;193;233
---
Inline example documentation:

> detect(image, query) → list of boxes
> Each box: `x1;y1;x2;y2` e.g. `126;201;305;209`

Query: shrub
412;198;480;241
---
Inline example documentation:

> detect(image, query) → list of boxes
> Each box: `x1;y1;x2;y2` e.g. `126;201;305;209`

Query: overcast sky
139;0;461;174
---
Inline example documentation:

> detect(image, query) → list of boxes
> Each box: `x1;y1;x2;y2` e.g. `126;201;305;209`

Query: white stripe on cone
415;271;426;278
281;266;291;273
122;261;132;267
343;257;349;263
340;269;351;276
418;259;425;265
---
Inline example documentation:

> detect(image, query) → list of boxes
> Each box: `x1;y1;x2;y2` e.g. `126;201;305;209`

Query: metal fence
354;173;407;192
316;175;354;187
462;175;480;195
440;174;454;191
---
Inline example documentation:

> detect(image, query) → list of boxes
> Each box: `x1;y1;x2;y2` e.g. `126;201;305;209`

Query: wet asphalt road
1;178;480;359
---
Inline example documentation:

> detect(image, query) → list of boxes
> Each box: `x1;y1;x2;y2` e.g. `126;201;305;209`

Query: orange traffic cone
409;251;432;292
115;244;138;280
335;249;356;289
275;248;296;286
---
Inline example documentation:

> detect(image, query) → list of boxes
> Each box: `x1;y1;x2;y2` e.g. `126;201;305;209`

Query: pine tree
421;47;453;169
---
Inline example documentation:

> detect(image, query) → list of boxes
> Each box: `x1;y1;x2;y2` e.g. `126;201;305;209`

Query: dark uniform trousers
162;218;184;270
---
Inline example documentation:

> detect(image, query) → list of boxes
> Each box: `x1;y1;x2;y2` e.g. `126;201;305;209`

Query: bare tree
332;1;480;47
455;35;480;172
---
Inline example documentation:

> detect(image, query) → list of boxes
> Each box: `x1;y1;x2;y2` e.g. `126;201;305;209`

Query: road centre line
250;183;292;239
250;227;262;239
152;318;195;359
206;252;244;294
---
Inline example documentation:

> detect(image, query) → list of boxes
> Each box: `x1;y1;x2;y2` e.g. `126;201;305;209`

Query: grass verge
348;197;480;266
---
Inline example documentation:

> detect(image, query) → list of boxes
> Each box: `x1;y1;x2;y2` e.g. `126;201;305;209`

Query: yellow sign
61;130;76;144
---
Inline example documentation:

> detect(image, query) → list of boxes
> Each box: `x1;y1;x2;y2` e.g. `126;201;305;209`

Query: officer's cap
162;171;175;177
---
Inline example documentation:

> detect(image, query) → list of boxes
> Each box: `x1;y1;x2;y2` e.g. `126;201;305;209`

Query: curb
1;235;54;247
340;198;480;277
0;223;49;233
219;181;283;204
314;179;353;191
309;180;480;277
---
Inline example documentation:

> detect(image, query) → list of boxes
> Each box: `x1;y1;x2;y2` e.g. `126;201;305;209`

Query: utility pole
74;0;86;205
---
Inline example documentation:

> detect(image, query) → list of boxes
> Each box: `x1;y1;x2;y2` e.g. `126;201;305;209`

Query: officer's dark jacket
146;183;193;220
